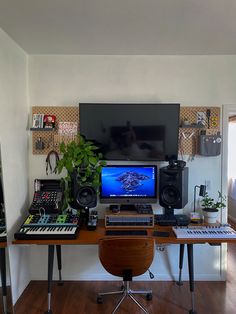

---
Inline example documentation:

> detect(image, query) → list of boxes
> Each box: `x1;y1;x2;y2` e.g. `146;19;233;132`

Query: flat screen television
79;103;180;161
100;165;157;204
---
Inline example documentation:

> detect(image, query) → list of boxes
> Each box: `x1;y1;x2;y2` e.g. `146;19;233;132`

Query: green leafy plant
201;191;226;211
56;135;106;209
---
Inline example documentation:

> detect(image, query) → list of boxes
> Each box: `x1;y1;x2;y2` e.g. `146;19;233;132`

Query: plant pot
202;208;219;224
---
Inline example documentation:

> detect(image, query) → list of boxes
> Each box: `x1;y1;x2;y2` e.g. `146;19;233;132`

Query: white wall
29;55;236;105
0;28;30;304
27;55;236;282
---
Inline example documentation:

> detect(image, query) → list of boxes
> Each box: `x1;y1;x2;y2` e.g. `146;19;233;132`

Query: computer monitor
99;165;157;205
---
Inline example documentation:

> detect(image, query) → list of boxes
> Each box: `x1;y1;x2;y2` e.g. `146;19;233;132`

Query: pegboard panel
180;106;220;128
31;106;79;155
179;106;221;156
31;105;221;157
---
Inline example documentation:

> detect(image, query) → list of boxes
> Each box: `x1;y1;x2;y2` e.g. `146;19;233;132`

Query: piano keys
14;213;81;240
173;225;236;239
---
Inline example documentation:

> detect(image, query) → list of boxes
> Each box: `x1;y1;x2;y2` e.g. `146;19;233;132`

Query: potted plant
56;135;106;210
201;191;226;223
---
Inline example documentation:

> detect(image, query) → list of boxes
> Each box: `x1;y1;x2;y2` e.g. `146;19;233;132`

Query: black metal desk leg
46;245;55;314
0;248;7;314
56;245;63;285
176;244;185;286
187;244;197;314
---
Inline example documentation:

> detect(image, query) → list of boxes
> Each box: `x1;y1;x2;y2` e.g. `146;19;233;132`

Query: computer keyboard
106;229;148;236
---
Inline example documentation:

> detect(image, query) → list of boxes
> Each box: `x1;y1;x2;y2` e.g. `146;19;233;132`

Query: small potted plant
201;191;226;223
56;134;106;210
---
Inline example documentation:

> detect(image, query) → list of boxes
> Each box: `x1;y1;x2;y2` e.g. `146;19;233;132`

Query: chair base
97;281;152;314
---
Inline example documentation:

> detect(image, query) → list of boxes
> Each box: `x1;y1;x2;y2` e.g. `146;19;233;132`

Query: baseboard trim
31;273;225;281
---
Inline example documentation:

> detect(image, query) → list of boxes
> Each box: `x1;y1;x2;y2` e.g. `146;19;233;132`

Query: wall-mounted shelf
179;125;204;129
30;128;55;131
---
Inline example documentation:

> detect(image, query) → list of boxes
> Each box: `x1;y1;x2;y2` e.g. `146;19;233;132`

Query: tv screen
79;103;180;161
100;165;157;204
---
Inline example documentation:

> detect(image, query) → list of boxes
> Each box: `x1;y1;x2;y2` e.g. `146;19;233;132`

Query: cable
206;109;211;129
148;269;154;279
46;150;59;175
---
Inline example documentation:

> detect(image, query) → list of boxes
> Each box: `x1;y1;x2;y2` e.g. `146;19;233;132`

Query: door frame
222;105;236;220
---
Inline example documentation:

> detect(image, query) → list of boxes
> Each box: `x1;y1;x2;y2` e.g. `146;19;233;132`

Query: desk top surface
0;241;7;248
12;220;236;246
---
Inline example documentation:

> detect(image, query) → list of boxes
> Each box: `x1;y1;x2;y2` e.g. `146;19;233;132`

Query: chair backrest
98;237;155;278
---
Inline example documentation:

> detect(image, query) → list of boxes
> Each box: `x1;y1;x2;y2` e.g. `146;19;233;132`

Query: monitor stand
155;208;190;226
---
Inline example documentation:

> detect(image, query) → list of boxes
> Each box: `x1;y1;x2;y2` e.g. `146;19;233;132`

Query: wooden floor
15;222;236;314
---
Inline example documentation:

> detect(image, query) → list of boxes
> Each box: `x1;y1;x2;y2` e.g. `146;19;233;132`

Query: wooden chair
97;237;155;314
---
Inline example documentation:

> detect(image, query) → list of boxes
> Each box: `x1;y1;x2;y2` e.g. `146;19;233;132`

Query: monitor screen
79;103;180;161
100;165;157;204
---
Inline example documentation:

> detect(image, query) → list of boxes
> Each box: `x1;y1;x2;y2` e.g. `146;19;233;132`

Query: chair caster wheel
97;296;103;304
146;293;152;301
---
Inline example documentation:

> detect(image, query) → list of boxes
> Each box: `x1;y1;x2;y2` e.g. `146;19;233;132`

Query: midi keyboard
173;225;236;239
14;213;81;240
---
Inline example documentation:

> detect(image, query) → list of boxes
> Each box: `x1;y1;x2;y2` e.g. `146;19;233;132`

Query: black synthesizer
14;213;81;240
29;190;63;214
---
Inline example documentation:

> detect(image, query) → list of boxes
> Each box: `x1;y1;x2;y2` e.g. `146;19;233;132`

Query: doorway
222;105;236;223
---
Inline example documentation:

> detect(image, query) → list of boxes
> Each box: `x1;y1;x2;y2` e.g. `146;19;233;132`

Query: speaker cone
76;186;97;208
161;185;180;206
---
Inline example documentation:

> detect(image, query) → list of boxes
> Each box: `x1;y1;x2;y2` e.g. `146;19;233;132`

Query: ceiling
0;0;236;55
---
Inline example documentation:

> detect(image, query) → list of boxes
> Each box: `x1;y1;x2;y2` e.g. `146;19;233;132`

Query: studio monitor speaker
76;186;97;209
159;166;188;209
71;171;97;209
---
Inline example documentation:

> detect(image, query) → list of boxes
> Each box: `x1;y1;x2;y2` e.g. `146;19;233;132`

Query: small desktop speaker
159;166;188;209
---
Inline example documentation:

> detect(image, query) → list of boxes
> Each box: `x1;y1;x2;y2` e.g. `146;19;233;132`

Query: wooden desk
12;221;236;314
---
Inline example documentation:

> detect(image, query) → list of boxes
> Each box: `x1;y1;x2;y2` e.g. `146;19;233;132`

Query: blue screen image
101;166;156;198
